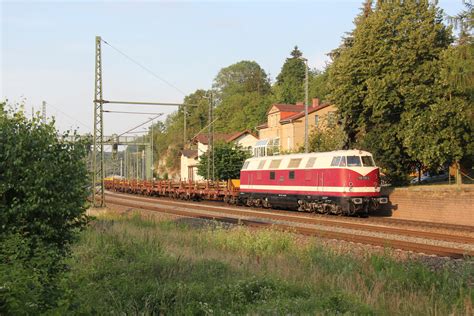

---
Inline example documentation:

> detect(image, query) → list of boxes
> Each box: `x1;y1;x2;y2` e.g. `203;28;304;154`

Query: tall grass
56;212;473;315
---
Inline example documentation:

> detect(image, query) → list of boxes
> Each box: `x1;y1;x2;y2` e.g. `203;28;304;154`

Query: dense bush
0;103;89;313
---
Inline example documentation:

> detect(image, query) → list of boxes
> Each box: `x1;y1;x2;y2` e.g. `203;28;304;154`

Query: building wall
378;185;474;226
180;155;202;181
234;134;258;152
290;105;337;149
258;104;337;153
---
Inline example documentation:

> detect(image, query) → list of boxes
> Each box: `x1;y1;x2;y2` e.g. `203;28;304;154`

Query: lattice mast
92;36;105;207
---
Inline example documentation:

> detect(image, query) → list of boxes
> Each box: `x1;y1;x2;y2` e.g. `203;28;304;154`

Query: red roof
280;103;333;124
181;149;198;158
267;104;305;114
193;133;233;145
256;122;268;130
226;130;258;142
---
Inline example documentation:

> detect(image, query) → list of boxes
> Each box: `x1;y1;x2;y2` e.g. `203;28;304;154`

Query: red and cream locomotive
239;150;388;216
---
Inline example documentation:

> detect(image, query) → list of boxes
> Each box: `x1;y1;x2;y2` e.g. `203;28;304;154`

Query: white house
180;130;259;181
180;149;203;181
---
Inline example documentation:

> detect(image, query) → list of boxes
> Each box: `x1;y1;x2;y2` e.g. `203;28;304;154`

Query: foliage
308;124;345;152
0;103;89;313
275;46;306;104
213;92;271;132
55;213;473;315
213;60;271;100
212;61;272;133
328;0;454;183
308;68;330;102
197;142;250;180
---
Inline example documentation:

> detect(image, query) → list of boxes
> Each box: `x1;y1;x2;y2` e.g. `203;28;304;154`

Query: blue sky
1;0;465;135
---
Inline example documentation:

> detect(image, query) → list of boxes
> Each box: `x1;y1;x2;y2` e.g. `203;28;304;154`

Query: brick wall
377;185;474;226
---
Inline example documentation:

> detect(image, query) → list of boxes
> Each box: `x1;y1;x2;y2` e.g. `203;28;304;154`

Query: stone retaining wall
377;185;474;226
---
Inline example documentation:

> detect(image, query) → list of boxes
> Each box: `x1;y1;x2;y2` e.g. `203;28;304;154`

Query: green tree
212;61;272;133
308;125;345;152
309;69;330;102
0;103;89;313
328;0;453;183
275;46;306;103
213;60;271;100
197;142;250;180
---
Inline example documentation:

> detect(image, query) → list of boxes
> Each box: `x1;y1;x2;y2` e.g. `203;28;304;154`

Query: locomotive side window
288;158;302;168
289;171;295;179
346;156;362;167
339;156;347;167
305;157;316;168
361;156;375;167
331;156;341;166
242;161;250;169
269;159;282;169
257;160;266;169
270;171;275;180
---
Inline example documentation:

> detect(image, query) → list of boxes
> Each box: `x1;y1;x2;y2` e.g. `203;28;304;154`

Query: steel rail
105;194;474;258
105;191;474;245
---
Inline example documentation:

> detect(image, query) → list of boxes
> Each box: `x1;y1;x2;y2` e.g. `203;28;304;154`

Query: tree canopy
328;0;463;183
275;46;306;104
197;142;250;180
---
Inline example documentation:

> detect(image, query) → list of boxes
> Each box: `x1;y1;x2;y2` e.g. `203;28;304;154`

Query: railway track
104;191;474;258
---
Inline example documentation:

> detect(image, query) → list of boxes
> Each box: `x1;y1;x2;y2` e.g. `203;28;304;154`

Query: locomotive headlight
352;198;363;205
378;197;388;204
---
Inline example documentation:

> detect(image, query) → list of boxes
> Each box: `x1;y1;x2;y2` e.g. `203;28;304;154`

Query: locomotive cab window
346;156;362;167
339;156;347;167
257;160;266;169
289;171;295;179
331;156;342;166
361;156;375;167
270;171;275;180
242;161;250;169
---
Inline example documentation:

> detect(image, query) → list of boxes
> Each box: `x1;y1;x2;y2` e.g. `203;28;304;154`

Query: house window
289;171;295;180
327;111;336;128
315;115;319;127
270;171;275;180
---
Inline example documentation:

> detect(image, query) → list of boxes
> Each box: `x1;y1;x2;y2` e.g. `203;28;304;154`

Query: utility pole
303;57;309;153
150;120;154;178
183;106;187;148
92;35;105;207
207;93;211;180
42;101;46;124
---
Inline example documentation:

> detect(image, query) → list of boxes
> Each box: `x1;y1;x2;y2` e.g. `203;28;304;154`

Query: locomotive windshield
347;156;362;167
361;156;375;167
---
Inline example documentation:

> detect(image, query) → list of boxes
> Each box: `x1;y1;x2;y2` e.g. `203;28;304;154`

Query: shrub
0;103;89;313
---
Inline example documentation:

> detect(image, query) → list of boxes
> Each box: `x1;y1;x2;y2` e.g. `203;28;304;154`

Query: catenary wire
101;38;187;96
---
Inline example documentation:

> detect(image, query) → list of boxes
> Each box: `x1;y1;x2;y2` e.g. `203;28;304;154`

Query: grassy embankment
57;211;473;315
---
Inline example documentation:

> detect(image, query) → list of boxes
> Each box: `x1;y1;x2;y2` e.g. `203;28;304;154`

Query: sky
1;0;465;136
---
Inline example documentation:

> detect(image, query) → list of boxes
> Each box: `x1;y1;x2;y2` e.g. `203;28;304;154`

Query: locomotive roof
242;150;376;171
245;150;372;162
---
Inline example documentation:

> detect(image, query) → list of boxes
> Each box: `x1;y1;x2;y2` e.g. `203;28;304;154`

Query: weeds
55;212;473;315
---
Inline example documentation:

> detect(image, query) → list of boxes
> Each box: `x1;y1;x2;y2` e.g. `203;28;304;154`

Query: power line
101;38;188;96
48;103;91;130
103;110;165;115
